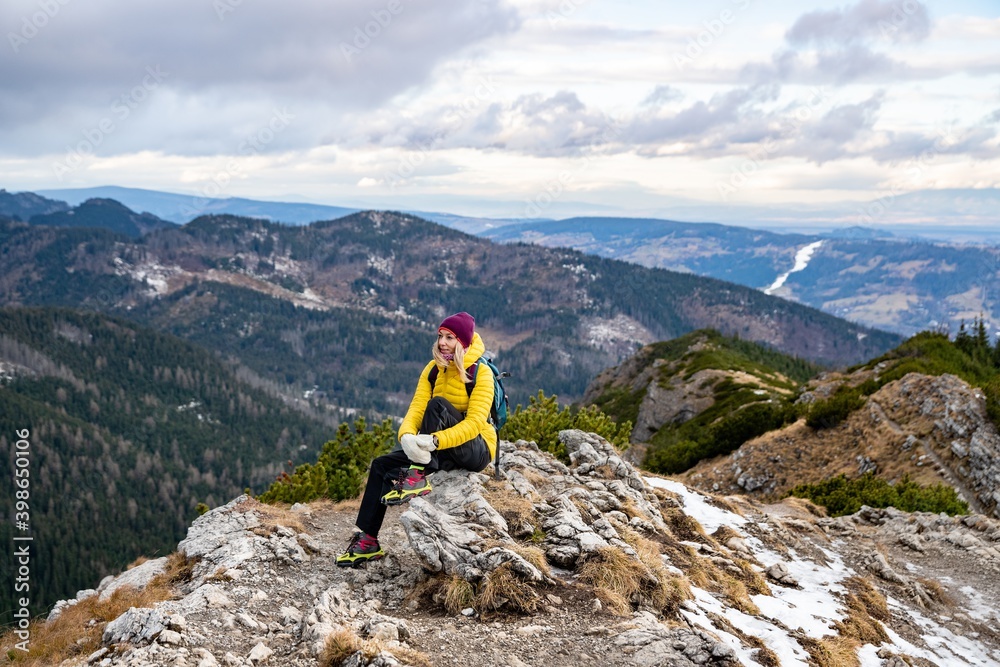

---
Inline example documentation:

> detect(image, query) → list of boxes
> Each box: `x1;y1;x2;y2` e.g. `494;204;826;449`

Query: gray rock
102;607;170;645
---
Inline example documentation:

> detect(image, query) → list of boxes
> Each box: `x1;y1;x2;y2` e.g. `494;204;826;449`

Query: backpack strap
427;362;479;397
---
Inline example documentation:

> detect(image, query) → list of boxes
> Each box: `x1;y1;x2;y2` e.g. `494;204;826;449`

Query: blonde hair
432;339;470;383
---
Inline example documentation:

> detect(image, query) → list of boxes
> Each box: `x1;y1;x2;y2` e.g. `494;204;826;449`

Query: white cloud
1;0;998;222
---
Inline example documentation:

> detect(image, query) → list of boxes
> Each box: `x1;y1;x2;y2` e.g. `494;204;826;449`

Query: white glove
414;434;437;452
400;434;430;464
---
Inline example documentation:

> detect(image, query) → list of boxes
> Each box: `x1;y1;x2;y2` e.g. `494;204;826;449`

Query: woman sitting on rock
336;311;497;566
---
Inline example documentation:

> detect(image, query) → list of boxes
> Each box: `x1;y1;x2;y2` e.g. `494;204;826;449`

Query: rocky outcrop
685;372;1000;518
37;433;1000;667
583;332;797;444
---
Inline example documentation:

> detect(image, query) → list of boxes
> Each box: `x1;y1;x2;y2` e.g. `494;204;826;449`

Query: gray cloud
743;45;910;86
352;81;1000;170
0;0;519;156
786;0;931;46
738;0;932;87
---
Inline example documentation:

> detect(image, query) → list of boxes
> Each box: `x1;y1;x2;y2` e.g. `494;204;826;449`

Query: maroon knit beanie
438;312;475;349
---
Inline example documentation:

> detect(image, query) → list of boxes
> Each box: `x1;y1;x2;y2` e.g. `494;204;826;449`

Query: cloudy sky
2;0;999;223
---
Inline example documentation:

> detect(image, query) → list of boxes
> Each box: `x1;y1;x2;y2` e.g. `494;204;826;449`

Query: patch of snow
645;478;748;533
367;254;393;277
750;545;850;639
764;241;823;295
883;598;1000;665
648;477;857;662
958;585;998;623
856;644;883;666
584;314;652;350
561;263;593;279
684;587;805;666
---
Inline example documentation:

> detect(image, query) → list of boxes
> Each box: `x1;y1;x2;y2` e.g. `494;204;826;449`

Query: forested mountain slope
0;307;336;623
1;209;902;414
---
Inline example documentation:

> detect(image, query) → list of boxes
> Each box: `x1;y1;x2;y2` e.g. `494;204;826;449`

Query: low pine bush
787;472;968;517
501;390;631;462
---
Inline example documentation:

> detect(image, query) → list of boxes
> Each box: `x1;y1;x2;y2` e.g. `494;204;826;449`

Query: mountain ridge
0;208;901;413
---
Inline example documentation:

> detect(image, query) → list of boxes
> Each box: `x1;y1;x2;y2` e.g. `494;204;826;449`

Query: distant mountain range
0;204;899;408
36;185;360;225
6;187;998;338
35;185;1000;241
483;217;1000;338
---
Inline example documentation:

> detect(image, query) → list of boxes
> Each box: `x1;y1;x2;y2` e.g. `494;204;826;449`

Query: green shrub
806;388;867;430
258;416;395;504
787;472;969;517
644;400;798;475
501;390;631;462
706;402;793;457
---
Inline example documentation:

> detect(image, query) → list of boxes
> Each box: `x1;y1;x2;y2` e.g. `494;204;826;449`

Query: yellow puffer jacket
398;332;497;459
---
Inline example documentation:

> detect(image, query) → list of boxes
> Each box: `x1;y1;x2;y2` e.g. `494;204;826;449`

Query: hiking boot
381;465;432;506
335;531;385;567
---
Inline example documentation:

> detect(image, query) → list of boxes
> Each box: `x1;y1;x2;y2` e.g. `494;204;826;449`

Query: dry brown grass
661;506;711;543
916;577;952;606
577;547;653;616
320;625;433;667
654;532;711;588
733;559;772;596
0;553;190;667
619;527;692;615
309;497;363;513
705;495;743;517
482;483;539;533
650;484;682;506
814;635;862;667
654;526;766;615
320;626;364;666
239;497;307;534
711;525;743;546
442;577;476;615
799;576;890;666
570;496;597;525
477;563;542;614
780;495;828;518
519;468;551;491
718;576;760;615
125;555;150;570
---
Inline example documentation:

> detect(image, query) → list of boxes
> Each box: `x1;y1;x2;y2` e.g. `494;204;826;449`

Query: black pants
355;397;491;537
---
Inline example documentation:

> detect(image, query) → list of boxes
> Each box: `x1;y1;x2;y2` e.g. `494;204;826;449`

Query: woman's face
438;330;459;356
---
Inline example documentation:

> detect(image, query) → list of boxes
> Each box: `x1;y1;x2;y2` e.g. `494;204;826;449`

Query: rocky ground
28;431;1000;667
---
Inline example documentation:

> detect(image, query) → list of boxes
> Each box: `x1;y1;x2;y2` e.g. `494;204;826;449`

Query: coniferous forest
0;307;336;623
